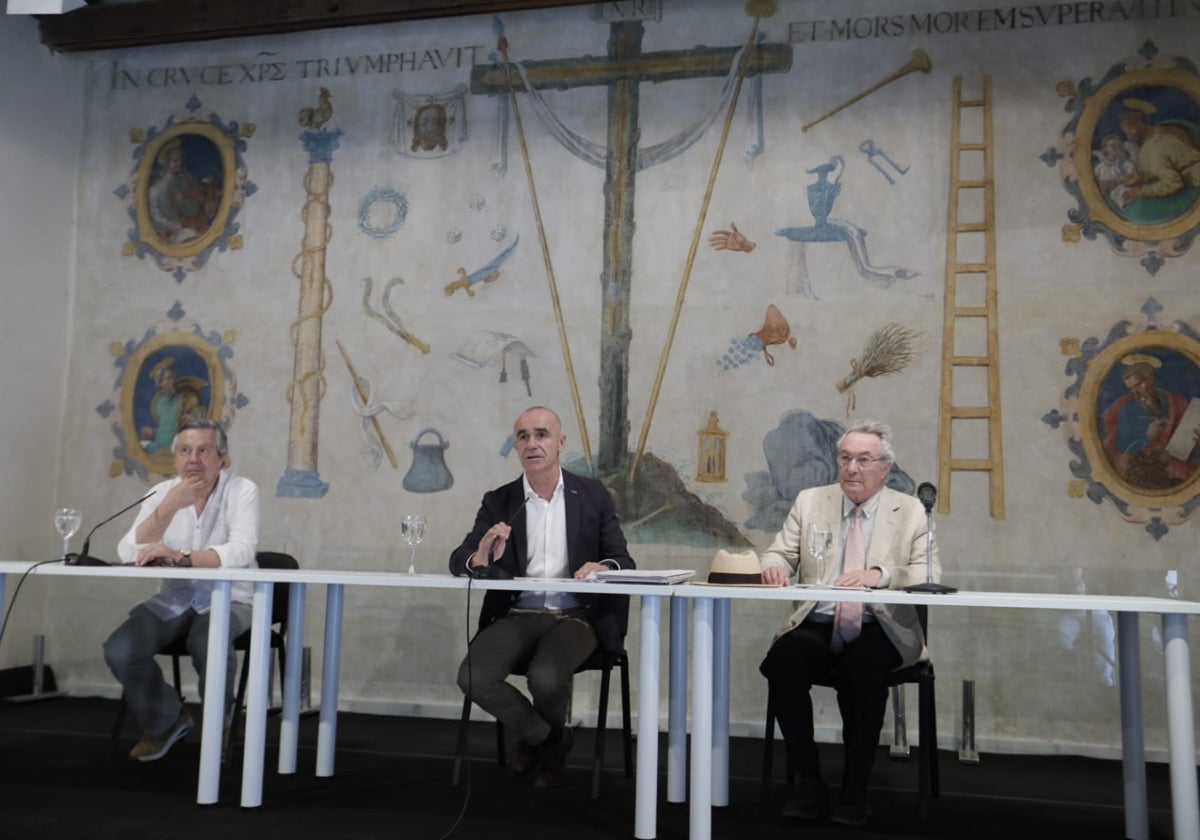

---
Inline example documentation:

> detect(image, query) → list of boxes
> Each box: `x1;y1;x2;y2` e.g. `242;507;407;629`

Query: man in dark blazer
449;406;635;787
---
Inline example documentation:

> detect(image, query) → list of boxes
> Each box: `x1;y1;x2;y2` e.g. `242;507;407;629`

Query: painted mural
1045;298;1200;539
117;96;255;282
52;0;1200;757
95;305;247;480
1052;42;1200;274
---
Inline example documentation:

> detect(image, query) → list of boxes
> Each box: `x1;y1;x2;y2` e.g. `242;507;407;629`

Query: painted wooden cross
472;9;790;474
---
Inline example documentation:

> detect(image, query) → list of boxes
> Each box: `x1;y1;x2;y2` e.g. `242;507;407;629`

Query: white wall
0;13;83;667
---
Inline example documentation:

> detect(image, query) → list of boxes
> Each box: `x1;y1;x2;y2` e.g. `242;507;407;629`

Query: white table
7;563;1193;837
244;572;680;839
671;583;1200;840
0;563;679;839
0;561;241;803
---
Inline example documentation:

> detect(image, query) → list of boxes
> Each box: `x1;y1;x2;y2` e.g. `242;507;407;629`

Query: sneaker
130;708;193;762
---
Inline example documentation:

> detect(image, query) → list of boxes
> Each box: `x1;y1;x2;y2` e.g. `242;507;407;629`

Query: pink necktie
832;506;865;652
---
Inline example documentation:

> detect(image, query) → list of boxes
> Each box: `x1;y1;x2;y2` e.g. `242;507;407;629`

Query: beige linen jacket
759;484;940;668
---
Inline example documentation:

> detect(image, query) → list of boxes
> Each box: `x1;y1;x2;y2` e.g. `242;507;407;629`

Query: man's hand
136;543;185;567
574;561;610;579
835;567;882;588
165;471;209;510
474;523;513;566
761;565;790;587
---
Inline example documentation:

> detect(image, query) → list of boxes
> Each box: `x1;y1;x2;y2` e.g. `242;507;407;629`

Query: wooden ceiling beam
38;0;598;52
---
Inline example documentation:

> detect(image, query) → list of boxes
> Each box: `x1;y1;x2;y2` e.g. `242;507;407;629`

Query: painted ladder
936;75;1005;519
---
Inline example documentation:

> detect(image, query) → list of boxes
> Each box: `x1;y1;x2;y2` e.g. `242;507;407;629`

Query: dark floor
0;696;1180;839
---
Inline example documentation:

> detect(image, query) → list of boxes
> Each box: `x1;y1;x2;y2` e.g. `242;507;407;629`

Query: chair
110;551;298;758
760;604;940;818
451;599;634;799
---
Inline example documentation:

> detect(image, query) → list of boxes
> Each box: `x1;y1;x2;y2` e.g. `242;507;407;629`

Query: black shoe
781;778;830;821
510;740;540;782
829;799;872;826
532;726;573;788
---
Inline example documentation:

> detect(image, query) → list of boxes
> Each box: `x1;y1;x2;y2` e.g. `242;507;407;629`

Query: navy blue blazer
449;469;635;653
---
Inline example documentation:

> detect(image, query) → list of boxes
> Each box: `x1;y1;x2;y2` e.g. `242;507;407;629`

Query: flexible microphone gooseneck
66;491;154;566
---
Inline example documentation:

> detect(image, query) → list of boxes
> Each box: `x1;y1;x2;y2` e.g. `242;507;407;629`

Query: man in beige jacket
759;419;939;826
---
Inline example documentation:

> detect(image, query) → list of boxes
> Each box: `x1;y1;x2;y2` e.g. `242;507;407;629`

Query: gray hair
837;419;895;463
171;417;228;456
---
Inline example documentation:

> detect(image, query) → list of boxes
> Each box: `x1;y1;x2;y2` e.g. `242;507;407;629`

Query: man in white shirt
449;406;635;788
103;417;259;761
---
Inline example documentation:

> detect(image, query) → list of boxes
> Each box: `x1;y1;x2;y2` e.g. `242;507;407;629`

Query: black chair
451;599;634;799
760;604;939;818
111;550;298;758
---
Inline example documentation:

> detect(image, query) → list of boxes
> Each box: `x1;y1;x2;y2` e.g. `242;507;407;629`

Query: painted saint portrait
137;354;210;455
147;136;222;244
134;122;237;259
1073;66;1200;243
410;102;449;153
1081;333;1200;504
120;331;225;476
1094;93;1200;224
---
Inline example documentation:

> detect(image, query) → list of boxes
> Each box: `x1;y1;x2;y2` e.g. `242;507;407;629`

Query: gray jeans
103;601;253;737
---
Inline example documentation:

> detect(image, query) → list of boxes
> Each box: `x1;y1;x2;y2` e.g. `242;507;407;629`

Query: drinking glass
805;521;832;585
401;514;426;574
54;507;82;561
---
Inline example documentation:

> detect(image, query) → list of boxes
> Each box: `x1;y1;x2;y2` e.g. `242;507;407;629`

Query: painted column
277;125;341;498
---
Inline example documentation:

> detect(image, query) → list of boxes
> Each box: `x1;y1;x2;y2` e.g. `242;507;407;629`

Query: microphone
904;482;956;594
916;482;936;513
469;564;513;581
66;492;154;566
469;494;531;578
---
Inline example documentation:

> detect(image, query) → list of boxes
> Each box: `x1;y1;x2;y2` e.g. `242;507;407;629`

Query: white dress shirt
514;470;579;610
117;469;259;618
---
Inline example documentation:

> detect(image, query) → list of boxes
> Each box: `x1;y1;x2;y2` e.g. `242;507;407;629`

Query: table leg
690;597;713;840
668;594;688;803
316;583;344;778
1163;613;1199;840
197;580;231;804
278;581;306;775
712;598;730;807
240;581;275;808
635;595;662;839
1117;612;1147;840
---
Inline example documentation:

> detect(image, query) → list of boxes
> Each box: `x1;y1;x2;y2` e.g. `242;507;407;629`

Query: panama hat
706;549;762;585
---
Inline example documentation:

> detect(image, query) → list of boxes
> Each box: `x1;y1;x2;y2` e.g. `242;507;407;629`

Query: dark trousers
457;610;597;747
760;618;901;802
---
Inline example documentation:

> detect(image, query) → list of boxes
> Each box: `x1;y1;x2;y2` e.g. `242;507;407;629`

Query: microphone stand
904;502;956;594
65;492;154;566
11;493;152;706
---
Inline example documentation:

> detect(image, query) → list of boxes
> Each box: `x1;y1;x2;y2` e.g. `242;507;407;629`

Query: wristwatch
178;549;193;568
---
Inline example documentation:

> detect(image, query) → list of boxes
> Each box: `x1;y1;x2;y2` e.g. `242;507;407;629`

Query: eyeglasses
837;454;887;468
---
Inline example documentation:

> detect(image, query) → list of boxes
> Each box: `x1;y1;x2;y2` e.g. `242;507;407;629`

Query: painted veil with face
391;85;469;159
